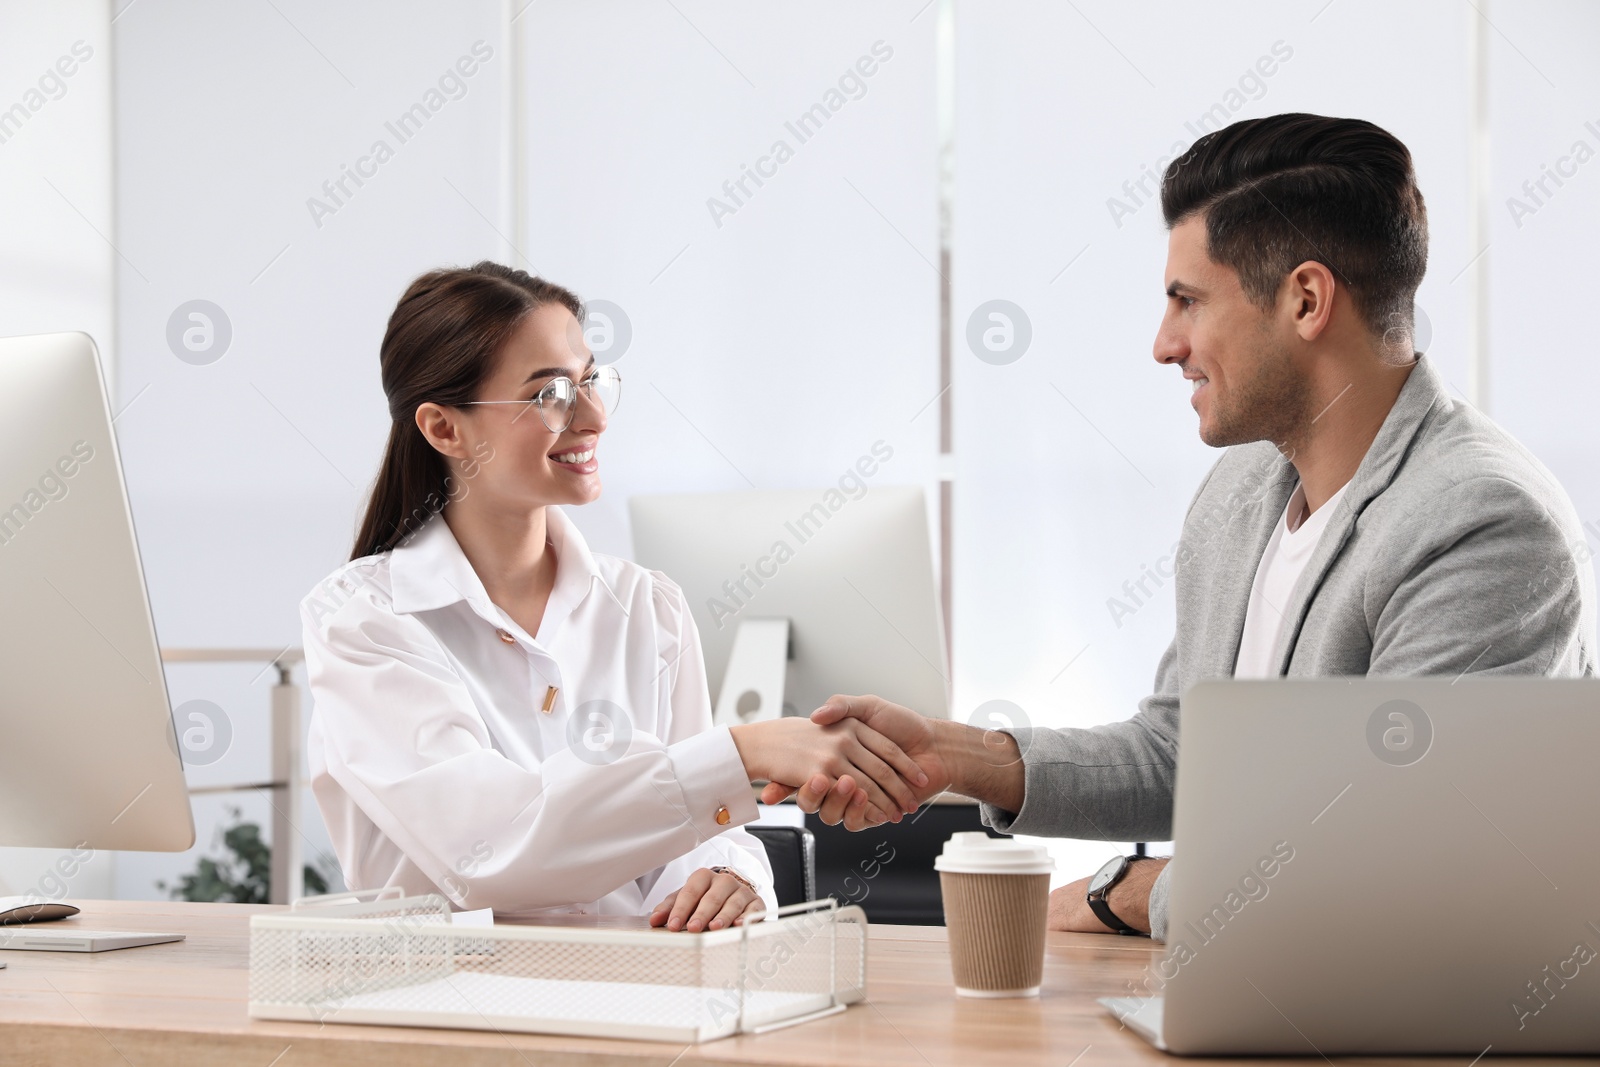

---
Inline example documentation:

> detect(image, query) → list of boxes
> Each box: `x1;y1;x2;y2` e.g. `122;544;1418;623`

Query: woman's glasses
460;365;622;433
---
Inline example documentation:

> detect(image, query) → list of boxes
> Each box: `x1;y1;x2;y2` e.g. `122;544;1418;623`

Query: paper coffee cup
935;832;1054;998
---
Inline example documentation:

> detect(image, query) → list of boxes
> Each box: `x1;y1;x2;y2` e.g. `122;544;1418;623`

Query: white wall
0;0;116;903
0;2;113;362
515;1;942;566
1483;1;1600;538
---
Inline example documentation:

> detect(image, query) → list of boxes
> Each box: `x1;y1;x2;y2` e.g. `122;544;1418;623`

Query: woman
301;262;924;933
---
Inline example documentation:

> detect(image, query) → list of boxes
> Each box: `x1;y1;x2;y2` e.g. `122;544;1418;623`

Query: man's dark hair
1161;113;1427;341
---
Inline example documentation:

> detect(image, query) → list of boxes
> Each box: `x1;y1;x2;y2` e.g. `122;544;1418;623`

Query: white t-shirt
1233;480;1352;678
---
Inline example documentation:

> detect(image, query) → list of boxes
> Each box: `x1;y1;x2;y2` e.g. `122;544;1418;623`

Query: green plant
159;804;334;903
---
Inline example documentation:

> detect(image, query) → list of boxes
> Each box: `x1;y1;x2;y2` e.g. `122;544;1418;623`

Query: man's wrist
1103;857;1165;935
933;718;1027;814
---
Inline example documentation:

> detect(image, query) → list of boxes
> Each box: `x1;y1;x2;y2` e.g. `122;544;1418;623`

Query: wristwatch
1086;855;1148;936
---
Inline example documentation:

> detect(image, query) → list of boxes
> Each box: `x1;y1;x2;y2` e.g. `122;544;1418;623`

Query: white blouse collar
388;507;626;633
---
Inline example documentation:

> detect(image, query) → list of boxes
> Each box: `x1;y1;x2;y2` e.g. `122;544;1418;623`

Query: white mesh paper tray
248;891;867;1043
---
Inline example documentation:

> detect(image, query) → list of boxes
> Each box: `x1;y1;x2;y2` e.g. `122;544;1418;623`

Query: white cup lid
933;832;1055;875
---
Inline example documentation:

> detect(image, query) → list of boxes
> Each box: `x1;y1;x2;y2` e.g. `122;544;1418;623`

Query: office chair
807;804;1005;925
746;825;816;907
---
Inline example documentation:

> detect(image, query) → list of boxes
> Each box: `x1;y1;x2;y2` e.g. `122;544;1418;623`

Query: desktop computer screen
630;484;949;724
0;332;194;856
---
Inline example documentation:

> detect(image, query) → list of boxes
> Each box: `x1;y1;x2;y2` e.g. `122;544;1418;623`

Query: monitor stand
713;617;791;728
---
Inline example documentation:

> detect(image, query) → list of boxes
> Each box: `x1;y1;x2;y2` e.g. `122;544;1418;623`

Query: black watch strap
1087;891;1142;935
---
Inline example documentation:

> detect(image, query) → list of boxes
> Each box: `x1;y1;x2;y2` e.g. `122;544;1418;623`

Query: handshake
728;694;1167;938
654;694;999;933
727;694;1025;830
705;694;1169;938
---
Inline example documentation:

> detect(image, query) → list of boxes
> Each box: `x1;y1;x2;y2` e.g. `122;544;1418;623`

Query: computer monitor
0;332;194;854
629;485;949;725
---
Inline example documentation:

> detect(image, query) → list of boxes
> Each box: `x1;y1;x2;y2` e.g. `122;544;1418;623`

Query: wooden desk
0;900;1551;1066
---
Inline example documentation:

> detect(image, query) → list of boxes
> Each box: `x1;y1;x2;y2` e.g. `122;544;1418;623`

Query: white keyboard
0;928;184;953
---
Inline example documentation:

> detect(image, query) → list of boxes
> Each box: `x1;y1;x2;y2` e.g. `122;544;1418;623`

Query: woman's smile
549;442;598;474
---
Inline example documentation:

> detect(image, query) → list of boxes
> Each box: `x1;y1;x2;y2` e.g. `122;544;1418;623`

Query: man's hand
758;695;951;828
731;714;928;825
649;867;764;932
1048;856;1168;935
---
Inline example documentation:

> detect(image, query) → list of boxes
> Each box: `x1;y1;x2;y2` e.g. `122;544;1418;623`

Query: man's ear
1284;260;1337;342
415;402;471;460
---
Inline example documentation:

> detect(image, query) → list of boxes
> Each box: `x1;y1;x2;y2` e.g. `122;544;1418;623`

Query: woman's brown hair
351;261;583;560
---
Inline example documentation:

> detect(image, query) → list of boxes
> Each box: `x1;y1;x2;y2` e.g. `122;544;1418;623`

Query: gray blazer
983;356;1597;939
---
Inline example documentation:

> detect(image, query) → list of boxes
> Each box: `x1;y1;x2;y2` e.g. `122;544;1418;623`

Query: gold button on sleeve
714;805;731;826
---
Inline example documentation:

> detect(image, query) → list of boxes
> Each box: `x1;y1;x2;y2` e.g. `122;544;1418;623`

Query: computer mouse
0;899;80;925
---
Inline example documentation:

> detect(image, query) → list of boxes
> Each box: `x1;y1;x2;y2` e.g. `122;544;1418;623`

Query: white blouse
300;506;775;917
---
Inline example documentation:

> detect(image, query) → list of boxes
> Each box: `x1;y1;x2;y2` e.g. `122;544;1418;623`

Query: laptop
1101;678;1600;1055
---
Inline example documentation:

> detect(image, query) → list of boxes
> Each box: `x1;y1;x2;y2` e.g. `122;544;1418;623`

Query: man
764;113;1596;940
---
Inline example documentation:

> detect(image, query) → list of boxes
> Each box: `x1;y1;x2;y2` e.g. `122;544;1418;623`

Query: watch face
1087;855;1128;894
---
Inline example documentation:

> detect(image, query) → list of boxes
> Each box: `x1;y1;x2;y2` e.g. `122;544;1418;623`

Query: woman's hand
649;867;765;932
730;716;929;825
